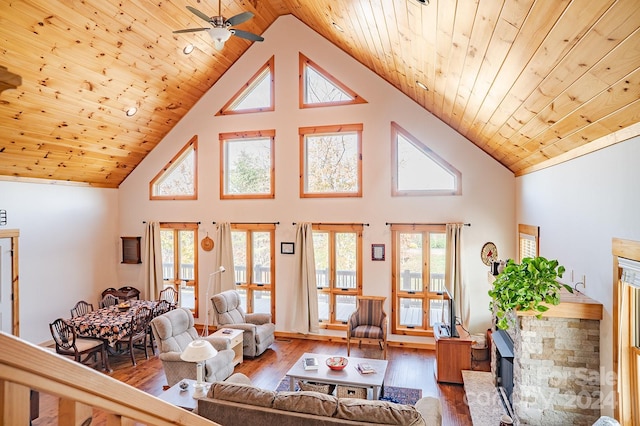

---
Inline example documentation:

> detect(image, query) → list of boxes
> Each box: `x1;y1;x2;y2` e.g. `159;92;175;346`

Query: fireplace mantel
515;288;602;320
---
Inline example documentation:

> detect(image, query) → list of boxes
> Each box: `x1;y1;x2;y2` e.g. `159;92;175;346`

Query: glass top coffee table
286;352;388;400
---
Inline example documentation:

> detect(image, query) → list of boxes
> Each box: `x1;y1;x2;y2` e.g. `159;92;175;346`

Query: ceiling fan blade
230;29;264;42
186;6;213;24
226;11;254;26
173;27;209;34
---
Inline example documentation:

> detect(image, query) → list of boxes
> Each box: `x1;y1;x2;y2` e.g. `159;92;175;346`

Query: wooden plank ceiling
0;0;639;188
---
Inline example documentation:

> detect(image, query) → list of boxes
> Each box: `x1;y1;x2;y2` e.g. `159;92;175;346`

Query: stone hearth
492;314;602;425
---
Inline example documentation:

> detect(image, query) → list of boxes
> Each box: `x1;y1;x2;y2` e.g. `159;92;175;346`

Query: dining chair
70;300;94;318
101;287;118;298
49;318;108;371
116;306;152;366
346;295;388;359
118;285;140;300
148;299;172;353
99;294;119;308
158;287;178;308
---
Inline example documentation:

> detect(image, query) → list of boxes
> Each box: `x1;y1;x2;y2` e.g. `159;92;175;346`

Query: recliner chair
150;307;235;386
211;290;275;357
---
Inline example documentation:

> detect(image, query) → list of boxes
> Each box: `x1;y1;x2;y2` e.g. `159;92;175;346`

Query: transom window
299;124;363;198
391;224;447;336
299;53;366;108
313;224;363;329
217;56;274;115
231;224;275;321
220;130;275;199
150;136;197;200
160;223;199;316
391;122;461;196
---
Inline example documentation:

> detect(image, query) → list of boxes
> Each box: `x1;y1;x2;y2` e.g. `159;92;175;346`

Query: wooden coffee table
286;352;388;400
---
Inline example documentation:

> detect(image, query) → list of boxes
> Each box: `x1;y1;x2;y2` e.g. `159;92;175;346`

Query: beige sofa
197;373;442;426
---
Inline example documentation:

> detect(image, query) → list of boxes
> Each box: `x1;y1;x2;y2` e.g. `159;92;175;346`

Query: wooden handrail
0;331;219;425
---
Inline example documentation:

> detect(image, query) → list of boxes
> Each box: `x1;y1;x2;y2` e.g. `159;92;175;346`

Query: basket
336;385;367;399
298;381;335;395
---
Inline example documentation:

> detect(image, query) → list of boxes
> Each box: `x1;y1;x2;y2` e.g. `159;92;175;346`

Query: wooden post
0;380;30;425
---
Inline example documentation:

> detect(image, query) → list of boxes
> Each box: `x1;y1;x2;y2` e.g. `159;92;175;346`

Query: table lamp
180;339;218;398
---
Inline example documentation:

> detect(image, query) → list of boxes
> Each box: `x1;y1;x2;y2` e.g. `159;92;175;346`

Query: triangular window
391;122;461;196
150;136;197;200
217;56;274;115
300;53;366;108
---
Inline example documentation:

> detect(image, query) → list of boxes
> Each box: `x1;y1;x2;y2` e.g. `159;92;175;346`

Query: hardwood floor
32;338;484;425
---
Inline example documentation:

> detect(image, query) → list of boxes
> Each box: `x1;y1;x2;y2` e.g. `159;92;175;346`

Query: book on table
303;357;319;370
357;363;375;374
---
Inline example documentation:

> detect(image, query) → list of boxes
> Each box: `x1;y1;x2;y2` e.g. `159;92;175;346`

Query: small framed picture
281;242;295;255
371;244;385;261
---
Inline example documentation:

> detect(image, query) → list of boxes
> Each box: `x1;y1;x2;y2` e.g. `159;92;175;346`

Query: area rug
275;377;422;406
461;370;507;426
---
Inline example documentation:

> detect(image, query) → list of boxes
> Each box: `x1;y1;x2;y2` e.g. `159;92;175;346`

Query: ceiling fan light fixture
208;27;232;51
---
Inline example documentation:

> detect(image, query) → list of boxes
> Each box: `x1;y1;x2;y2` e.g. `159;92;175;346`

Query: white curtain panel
446;223;469;329
289;222;319;334
214;222;236;294
143;221;162;300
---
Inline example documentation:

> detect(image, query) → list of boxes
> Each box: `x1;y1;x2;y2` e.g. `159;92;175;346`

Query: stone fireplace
490;290;603;425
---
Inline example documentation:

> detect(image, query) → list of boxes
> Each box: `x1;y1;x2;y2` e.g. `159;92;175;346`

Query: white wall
515;135;640;416
118;15;514;341
0;180;118;343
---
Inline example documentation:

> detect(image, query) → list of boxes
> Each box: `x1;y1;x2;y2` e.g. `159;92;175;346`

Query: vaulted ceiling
1;0;639;188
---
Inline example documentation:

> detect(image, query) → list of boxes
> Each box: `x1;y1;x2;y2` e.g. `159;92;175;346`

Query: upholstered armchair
150;307;235;386
347;296;388;359
211;290;275;358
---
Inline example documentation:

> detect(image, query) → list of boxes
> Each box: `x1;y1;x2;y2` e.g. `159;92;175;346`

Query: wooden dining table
66;300;159;371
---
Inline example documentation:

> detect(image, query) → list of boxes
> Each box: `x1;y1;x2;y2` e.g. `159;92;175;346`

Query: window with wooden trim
299;124;363;198
217;56;274;115
313;224;363;329
391;224;447;336
518;224;540;262
391;122;461;196
231;224;275;321
613;238;640;424
160;223;199;316
150;136;197;200
299;53;366;108
220;130;275;199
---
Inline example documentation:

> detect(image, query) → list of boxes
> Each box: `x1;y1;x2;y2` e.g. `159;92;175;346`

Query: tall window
150;136;197;200
613;238;640;423
220;130;275;199
299;124;363;198
518;224;539;262
391;224;447;335
160;223;199;316
231;224;275;321
391;122;461;196
313;224;363;329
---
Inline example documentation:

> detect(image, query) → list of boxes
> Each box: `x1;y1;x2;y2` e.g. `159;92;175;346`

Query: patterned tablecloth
66;300;158;345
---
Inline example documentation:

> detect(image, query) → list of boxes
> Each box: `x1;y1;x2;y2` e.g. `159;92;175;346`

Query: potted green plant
488;256;573;330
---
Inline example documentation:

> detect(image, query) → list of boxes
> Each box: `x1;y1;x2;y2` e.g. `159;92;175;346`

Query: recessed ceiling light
332;22;344;32
183;44;194;55
126;106;138;117
416;81;428;90
414;0;430;5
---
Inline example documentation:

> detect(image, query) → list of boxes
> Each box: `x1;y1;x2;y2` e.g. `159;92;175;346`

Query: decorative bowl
326;356;348;371
117;303;130;312
179;381;189;391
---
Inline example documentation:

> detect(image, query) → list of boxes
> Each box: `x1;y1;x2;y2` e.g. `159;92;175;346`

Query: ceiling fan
173;0;264;51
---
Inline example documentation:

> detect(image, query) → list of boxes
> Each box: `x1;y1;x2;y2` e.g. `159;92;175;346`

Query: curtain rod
385;222;471;226
142;221;201;224
212;221;280;225
292;222;370;226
